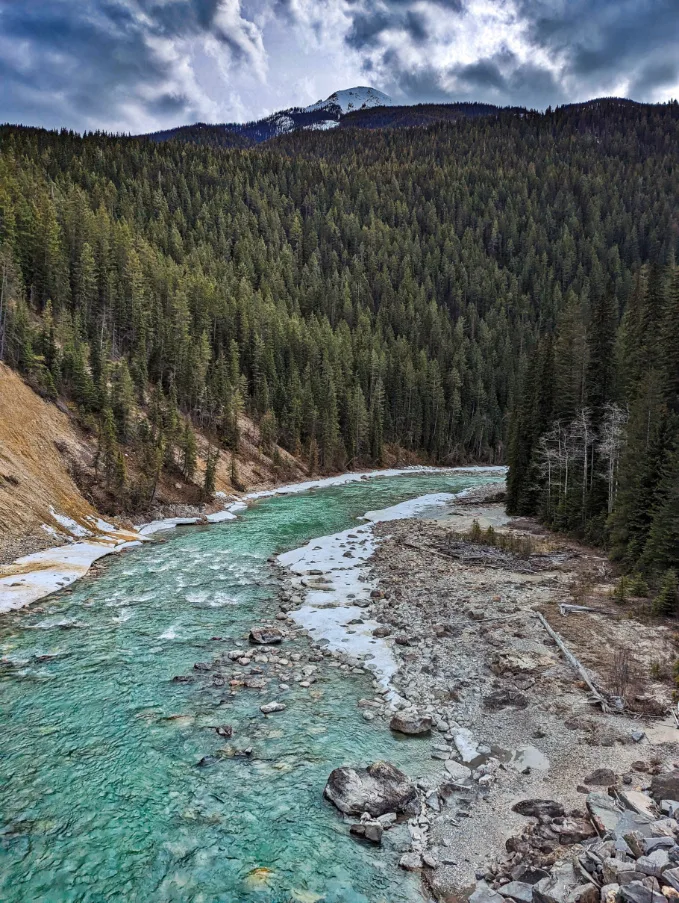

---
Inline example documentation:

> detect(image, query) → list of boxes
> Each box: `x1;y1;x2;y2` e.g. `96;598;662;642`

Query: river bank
276;484;679;901
0;466;505;613
0;468;507;903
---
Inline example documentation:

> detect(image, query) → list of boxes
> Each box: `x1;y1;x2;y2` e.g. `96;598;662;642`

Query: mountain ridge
143;90;664;148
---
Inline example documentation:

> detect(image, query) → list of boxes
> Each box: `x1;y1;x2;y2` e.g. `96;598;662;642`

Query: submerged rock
260;702;286;714
390;713;433;735
350;820;383;844
324;761;418;817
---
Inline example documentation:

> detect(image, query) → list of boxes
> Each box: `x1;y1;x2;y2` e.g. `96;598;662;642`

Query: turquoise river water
0;470;503;903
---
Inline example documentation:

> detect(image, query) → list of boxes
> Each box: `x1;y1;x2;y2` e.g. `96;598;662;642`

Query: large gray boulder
533;861;597;903
249;626;283;645
324;761;418;817
650;772;679;804
586;792;624;834
389;713;433;735
619;882;665;903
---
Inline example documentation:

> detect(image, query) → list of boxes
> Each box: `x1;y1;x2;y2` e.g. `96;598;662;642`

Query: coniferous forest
1;101;678;590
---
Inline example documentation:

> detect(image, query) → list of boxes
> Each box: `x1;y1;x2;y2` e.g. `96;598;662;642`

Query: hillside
1;99;678;582
0;362;310;563
0;363;99;562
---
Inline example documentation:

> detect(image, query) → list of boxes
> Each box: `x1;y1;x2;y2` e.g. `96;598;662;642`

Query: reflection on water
0;470;503;902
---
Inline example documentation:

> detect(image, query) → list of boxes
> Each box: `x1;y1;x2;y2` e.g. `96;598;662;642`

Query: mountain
305;86;393;115
145;85;394;146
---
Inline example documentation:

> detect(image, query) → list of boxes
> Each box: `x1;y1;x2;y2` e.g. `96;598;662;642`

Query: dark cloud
0;0;261;131
354;0;678;108
516;0;679;97
346;0;463;51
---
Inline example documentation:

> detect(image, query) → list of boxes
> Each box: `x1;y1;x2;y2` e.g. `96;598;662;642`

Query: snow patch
49;507;92;538
362;491;456;523
205;510;238;524
0;529;142;614
305;120;340;131
138;517;201;536
305;86;393;114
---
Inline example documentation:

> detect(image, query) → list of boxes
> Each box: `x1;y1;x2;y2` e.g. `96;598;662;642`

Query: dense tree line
507;259;679;608
0;103;677;527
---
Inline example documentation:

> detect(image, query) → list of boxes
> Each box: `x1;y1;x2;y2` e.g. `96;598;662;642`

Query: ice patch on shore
278;523;400;698
205;510;237;523
138;517;201;536
278;487;488;701
362;491;456;523
0;530;140;613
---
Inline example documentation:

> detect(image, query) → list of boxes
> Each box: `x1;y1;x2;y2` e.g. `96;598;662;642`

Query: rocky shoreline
272;484;679;901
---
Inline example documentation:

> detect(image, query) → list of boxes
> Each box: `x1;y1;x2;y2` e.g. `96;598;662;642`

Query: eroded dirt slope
0;363;99;562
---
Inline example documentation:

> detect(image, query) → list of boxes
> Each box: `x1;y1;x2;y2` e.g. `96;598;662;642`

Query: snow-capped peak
305;86;393;115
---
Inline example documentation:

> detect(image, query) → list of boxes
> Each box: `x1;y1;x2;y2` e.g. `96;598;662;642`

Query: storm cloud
0;0;677;132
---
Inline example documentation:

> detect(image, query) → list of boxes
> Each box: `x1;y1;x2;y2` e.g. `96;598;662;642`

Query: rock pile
471;776;679;903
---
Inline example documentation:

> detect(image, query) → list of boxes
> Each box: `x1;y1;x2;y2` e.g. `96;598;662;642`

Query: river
0;469;504;903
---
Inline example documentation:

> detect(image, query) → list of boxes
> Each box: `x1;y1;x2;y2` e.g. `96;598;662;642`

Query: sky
1;0;678;133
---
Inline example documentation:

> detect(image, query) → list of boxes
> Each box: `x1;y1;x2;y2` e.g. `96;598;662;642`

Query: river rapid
0;469;504;903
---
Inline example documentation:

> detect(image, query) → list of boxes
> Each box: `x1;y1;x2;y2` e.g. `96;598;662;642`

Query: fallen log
535;611;611;713
559;603;599;616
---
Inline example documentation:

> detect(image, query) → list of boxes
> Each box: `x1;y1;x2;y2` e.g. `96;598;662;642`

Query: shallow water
0;470;503;903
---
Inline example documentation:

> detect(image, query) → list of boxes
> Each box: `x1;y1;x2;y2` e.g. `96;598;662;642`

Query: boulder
445;760;472;782
650;773;679;805
635;851;670;878
585;769;617;786
324;761;418;817
399;852;423;871
619;882;665;903
249;627;283;645
350;820;383;844
618;791;656;818
372;626;392;638
533;861;597;903
602;858;644;886
600;885;621;903
453;728;480;763
587;793;624;835
642;837;675;855
554;817;597;845
664;868;679;892
469;882;504;903
513;799;565;820
497;881;534;903
390;713;433;736
215;724;233;738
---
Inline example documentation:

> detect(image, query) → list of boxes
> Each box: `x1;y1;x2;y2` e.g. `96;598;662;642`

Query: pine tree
180;421;197;481
202;445;218;501
652;569;678;616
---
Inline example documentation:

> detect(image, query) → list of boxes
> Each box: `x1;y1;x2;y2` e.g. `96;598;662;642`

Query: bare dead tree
569;409;594;521
598;403;628;514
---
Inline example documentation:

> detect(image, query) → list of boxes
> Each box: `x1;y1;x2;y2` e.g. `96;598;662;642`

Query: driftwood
559;603;599;616
536;611;611;713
